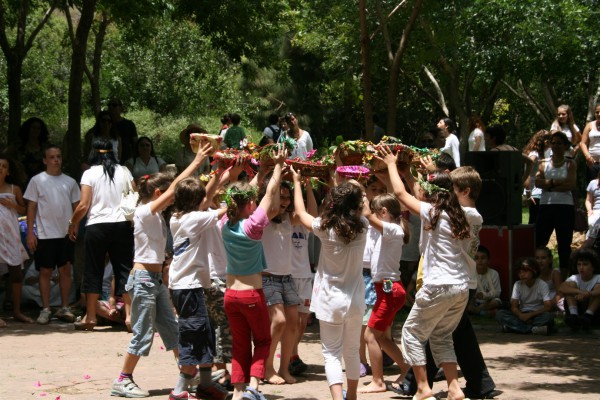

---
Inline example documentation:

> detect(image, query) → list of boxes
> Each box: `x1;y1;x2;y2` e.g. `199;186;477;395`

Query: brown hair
422;172;470;240
370;193;409;244
137;173;173;204
450;166;482;200
320;182;365;244
173;177;206;216
225;181;257;221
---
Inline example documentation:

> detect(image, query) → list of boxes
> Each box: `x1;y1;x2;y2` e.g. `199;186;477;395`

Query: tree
0;0;57;144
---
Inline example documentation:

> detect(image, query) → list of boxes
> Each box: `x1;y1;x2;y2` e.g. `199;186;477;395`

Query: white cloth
463;206;483;289
80;165;132;225
126;156;166;180
401;212;421;262
169;210;219;289
23;172;80;239
587;179;600;210
262;214;293;275
511;278;551;312
441;133;461;166
310;217;367;324
539;159;574;205
565;274;600;292
362;225;379;269
475;268;502;305
206;208;227;281
319;314;362;386
370;221;403;282
290;225;313;279
419;202;472;287
0;192;28;265
288;130;313;160
524;151;542;198
551;122;580;143
133;202;167;264
588;122;600;158
468;128;485;151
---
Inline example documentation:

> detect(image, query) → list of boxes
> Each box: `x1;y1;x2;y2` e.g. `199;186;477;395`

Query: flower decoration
418;177;449;195
221;185;258;208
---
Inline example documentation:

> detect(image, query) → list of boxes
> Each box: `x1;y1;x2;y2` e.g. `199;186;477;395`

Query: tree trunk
385;0;423;137
359;0;374;140
85;14;110;115
65;0;97;180
5;56;22;146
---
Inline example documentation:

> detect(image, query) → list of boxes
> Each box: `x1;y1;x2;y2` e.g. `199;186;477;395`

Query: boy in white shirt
468;246;502;317
24;145;80;324
559;248;600;330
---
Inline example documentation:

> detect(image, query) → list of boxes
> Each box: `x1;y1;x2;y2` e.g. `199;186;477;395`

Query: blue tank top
222;219;266;275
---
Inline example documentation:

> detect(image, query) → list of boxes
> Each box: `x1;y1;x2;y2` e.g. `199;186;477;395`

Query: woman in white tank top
580;103;600;180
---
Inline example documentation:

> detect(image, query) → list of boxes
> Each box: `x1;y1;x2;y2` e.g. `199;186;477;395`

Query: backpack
268;125;282;143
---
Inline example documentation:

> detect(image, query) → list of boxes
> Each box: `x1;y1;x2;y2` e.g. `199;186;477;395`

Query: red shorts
367;281;406;331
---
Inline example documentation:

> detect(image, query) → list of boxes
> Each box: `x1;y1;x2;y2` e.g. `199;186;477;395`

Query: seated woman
468;246;502;317
125;136;166;181
559;248;600;330
496;258;554;335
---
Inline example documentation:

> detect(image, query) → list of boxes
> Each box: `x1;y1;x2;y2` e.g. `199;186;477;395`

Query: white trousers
319;314;362;386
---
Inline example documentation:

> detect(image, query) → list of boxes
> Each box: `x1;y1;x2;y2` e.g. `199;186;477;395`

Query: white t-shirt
511;278;551;312
441;133;461;166
24;172;80;239
80;165;132;225
262;215;293;275
370;221;404;282
587;179;600;210
463;206;483;289
127;156;166;180
468;128;485;151
310;217;368;324
289;130;313;160
588;122;600;158
550;122;580;143
566;274;600;292
540;159;574;206
206;208;227;281
475;268;501;305
290;225;313;279
362;225;379;269
169;210;219;290
419;202;470;287
401;212;421;262
525;151;542;198
133;203;167;264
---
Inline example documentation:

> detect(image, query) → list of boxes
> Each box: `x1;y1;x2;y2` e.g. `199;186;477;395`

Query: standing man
108;98;138;163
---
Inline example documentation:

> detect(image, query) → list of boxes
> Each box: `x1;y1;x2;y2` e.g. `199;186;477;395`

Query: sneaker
54;307;75;323
531;325;548;335
37;308;52;325
288;357;308;375
111;377;149;398
169;391;198;399
195;383;228;400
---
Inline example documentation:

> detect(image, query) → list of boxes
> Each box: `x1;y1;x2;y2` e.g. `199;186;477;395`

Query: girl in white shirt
111;142;213;399
359;193;410;394
467;115;486;151
377;145;472;400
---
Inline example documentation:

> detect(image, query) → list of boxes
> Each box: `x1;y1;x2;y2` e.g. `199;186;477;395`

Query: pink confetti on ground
160;346;165;350
34;381;41;387
39;393;47;397
55;397;61;400
83;374;91;380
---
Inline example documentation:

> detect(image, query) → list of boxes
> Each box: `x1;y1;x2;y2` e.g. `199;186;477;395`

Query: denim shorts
171;288;215;366
262;274;302;307
126;269;179;356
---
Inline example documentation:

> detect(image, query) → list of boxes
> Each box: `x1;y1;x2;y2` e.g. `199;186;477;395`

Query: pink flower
306;149;317;159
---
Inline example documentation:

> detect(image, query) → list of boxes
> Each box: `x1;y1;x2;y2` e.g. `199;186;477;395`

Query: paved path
0;318;598;400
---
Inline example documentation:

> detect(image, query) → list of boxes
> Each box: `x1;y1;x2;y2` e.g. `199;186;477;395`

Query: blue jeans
496;309;554;333
126;269;179;356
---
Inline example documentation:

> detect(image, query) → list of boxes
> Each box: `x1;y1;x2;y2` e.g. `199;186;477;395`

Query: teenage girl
220;147;287;400
359;193;410;393
110;143;213;398
292;169;368;400
580;103;600;180
535;246;563;310
377;145;472;400
0;153;32;327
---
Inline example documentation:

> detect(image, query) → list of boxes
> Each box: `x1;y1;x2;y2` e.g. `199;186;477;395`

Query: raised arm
258;146;287;219
291;167;315;231
376;145;421;215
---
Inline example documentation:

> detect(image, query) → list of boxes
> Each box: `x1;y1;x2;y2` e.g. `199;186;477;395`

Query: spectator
125;136;166;181
68;137;136;331
468;246;502;317
535;246;563;311
560;248;600;330
83;110;121;166
437;118;460;166
108;98;138;163
223;113;247;150
175;125;211;176
550;104;581;155
535;131;576;276
496;258;553;335
577;103;600;181
263;113;282;143
18;117;50;186
283;112;313;160
218;113;232;145
467;115;486;152
24;145;80;325
585;168;600;237
486;124;534;184
523;130;551;224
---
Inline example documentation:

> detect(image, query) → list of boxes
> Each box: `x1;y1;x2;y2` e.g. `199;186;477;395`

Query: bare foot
0;318;6;328
357;381;387;393
13;312;34;323
414;391;436;400
447;388;466;400
277;369;297;384
264;371;286;385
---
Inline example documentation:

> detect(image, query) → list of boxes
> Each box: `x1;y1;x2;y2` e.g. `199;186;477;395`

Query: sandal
244;386;267;400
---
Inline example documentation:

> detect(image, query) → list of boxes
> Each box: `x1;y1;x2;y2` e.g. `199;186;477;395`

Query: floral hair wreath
221;185;258;208
418;173;449;195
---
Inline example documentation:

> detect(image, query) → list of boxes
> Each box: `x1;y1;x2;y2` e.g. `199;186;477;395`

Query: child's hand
230;157;245;179
290;165;301;183
420;155;437;172
272;144;287;165
375;144;397;166
27;234;37;253
195;142;213;162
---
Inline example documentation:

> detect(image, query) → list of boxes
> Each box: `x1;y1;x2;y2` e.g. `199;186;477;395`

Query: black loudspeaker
464;151;523;227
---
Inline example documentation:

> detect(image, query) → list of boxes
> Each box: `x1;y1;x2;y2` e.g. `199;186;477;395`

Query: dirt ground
0;311;598;400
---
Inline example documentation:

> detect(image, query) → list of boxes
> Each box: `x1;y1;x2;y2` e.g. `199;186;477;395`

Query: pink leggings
224;289;272;383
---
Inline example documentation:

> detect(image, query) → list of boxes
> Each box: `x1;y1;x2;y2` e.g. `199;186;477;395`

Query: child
292;169;368;400
358;193;410;394
496;258;554;335
111;142;213;399
377;145;472;400
559;248;600;330
24;145;80;325
221;147;286;400
468;246;502;317
223;113;247;150
535;246;563;311
0;152;32;326
168;171;229;400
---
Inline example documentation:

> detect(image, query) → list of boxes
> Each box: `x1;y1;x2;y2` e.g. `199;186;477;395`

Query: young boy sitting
496;258;554;335
468;246;502;317
24;145;80;324
559;248;600;330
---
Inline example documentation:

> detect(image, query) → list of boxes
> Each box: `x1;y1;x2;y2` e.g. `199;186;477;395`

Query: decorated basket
336;140;376;166
190;133;222;156
286;159;332;179
336;165;370;180
212;149;255;177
